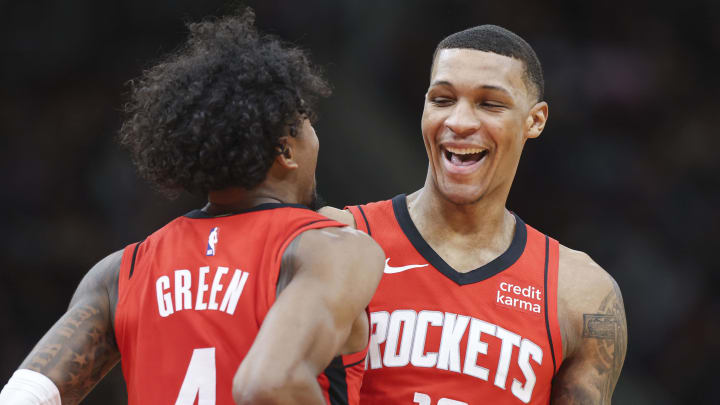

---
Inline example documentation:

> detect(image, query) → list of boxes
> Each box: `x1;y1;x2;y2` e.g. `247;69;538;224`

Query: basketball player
320;26;627;404
0;11;384;405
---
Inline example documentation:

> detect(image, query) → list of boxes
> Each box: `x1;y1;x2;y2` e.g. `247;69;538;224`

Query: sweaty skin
319;47;627;404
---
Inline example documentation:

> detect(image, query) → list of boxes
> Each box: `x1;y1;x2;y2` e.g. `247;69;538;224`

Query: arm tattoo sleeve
580;281;628;402
19;254;122;405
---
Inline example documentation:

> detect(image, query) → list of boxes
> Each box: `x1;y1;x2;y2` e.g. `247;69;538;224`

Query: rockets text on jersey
368;310;542;403
347;195;563;405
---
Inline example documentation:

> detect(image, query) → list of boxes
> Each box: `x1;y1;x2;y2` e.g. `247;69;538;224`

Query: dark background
1;1;718;403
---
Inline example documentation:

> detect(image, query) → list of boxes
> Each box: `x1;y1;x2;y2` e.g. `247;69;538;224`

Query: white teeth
445;146;486;155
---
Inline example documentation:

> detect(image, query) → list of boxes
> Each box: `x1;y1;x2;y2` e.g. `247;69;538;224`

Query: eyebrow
429;80;512;95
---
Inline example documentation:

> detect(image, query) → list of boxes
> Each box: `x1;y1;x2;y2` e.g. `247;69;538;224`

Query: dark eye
479;101;505;110
430;97;454;106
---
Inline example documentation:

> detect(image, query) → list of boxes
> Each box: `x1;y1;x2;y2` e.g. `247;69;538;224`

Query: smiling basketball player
321;25;627;404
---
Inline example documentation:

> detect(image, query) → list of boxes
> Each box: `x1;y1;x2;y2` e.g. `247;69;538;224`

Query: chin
435;182;487;206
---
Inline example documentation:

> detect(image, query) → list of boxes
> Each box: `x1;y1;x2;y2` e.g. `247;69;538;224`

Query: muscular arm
551;247;627;404
232;227;384;405
17;251;123;405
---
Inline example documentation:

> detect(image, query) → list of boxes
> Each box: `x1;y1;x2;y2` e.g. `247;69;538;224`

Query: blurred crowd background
1;1;718;403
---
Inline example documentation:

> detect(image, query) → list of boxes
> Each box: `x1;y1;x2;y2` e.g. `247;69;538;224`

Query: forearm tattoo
19;257;122;405
21;300;120;404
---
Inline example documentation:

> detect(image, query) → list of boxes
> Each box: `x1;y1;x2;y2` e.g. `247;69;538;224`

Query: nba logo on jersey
206;227;219;256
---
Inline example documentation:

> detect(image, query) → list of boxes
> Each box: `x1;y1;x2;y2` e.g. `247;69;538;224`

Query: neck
204;184;300;216
411;188;510;233
407;178;516;260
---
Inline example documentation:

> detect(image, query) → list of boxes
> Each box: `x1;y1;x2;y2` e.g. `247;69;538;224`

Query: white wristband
0;369;61;405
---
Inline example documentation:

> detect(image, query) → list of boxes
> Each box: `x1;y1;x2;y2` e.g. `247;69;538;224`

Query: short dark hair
119;9;330;195
434;25;544;102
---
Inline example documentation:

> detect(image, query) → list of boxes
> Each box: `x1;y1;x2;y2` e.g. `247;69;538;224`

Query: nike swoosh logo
384;258;429;274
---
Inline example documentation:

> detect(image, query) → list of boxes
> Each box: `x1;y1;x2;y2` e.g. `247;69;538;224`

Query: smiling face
421;48;547;205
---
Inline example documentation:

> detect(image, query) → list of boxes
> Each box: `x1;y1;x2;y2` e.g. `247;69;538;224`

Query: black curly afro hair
119;9;330;195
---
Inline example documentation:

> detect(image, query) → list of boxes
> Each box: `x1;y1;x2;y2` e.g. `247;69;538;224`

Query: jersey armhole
345;205;371;236
114;241;143;354
338;306;371;367
320;306;370;405
267;218;347;310
545;236;564;373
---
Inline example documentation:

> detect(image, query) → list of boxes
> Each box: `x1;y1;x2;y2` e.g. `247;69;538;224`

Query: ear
524;101;549;139
274;137;299;170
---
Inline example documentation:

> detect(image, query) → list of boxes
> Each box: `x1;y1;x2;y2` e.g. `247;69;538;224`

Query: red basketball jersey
347;195;563;405
114;203;368;405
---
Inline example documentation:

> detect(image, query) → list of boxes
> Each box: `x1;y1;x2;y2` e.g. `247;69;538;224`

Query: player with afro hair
119;9;330;195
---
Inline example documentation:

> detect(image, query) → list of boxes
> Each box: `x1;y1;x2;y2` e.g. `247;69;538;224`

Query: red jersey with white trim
114;203;368;405
347;195;563;405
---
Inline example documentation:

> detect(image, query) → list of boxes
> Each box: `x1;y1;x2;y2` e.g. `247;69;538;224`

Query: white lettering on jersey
157;276;173;317
175;269;192;311
463;318;496;380
208;266;228;310
219;270;249;315
437;313;470;373
411;311;443;368
496;281;542;314
155;267;250;317
384;310;417;367
369;311;390;369
195;267;210;310
494;326;521;389
372;309;544;403
512;338;543;403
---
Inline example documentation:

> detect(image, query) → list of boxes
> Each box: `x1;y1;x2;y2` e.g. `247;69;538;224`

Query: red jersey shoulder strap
517;221;564;375
345;198;395;236
345;206;371;235
115;240;144;351
116;240;145;302
544;235;563;374
263;209;347;311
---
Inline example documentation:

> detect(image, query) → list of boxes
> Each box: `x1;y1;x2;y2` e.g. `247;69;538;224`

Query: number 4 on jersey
176;348;216;405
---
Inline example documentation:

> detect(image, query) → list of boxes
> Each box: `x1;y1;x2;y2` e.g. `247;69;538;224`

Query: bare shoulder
282;225;383;277
72;250;124;305
552;244;627;404
277;225;383;296
557;245;625;351
295;225;381;264
317;206;357;228
557;245;619;311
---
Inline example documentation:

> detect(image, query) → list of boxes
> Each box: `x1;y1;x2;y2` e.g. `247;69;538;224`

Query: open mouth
443;146;488;167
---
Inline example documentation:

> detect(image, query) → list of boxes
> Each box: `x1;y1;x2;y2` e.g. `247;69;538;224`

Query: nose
445;99;480;137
